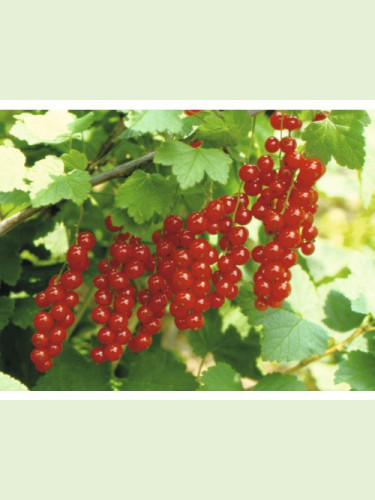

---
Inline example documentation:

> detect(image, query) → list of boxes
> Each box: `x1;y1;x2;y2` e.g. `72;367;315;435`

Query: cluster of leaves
0;109;374;391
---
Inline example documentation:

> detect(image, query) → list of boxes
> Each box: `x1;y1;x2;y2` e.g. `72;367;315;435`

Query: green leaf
0;297;15;333
333;255;375;317
125;110;183;134
253;373;306;391
12;297;39;330
335;351;375;390
68;112;94;134
200;363;242;391
302;110;370;169
0;189;29;206
186;310;260;378
0;239;22;286
323;289;365;332
10;110;76;145
236;267;329;362
62;150;88;171
34;221;69;258
196;111;253;147
0;372;28;391
154;141;232;189
28;156;91;207
33;344;112;391
120;349;198;391
115;170;177;223
0;145;28;192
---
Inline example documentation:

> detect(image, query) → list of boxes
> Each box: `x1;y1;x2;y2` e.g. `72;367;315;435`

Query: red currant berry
263;263;286;282
31;332;49;348
104;343;123;361
116;328;132;345
277;229;301;248
57;310;75;328
239;164;259;182
280;249;298;268
230;246;250;265
60;271;83;290
189;238;211;260
263;210;285;233
30;348;50;365
91;306;111;325
209;292;225;309
186;313;204;330
251;245;265;263
220;195;237;214
91;346;106;363
284;151;305;170
191;261;212;280
280;136;297;154
218;255;235;273
95;288;113;306
228;226;248;246
164;214;183;233
207;247;219;265
110;242;133;262
271;280;291;301
172;269;194;290
186;212;207;234
51;302;70;321
257;155;274;173
234;208;252;225
124;260;145;279
67;245;87;266
192;279;211;297
33;311;53;332
35;291;50;309
255;298;268;311
97;327;116;345
128;333;152;353
270;112;287;130
263;242;284;261
108;313;128;332
48;344;63;357
35;359;53;372
45;285;66;303
77;231;95;250
105;215;123;232
285;116;302;131
205;200;225;222
265;137;280;153
301;241;315;255
143;318;162;336
137;305;154;323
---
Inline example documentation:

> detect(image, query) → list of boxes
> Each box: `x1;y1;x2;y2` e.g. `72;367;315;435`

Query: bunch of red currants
31;111;326;372
31;232;96;372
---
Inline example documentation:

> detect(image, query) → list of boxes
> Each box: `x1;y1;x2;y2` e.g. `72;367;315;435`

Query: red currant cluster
29;111;326;373
239;111;325;311
90;203;251;362
31;231;96;372
90;216;155;363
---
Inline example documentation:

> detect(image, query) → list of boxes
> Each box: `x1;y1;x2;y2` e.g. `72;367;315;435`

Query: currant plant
0;108;374;391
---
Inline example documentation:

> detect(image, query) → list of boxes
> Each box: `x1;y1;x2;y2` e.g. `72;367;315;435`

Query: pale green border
2;0;375;99
1;401;374;497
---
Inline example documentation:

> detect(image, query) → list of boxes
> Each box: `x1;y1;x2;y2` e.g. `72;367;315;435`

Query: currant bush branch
281;314;373;376
0;151;156;237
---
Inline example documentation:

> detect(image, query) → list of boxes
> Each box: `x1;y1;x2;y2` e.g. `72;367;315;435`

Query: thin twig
281;315;373;375
0;152;156;237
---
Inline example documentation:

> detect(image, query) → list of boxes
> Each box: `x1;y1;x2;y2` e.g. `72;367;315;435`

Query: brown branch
282;315;373;376
0;152;156;237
